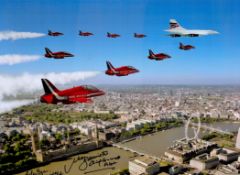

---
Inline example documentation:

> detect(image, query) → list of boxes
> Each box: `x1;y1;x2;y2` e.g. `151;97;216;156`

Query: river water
18;122;240;175
118;122;240;157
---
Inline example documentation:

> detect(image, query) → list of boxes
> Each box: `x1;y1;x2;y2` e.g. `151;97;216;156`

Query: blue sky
1;0;240;84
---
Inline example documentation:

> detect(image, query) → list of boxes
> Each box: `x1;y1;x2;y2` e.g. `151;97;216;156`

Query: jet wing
181;30;206;36
168;29;217;37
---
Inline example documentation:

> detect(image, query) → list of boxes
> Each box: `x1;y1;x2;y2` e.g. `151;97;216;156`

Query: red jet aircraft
179;42;195;50
134;33;146;38
105;61;139;76
48;30;63;36
148;49;171;61
107;32;120;38
44;48;74;59
79;30;93;36
40;79;105;104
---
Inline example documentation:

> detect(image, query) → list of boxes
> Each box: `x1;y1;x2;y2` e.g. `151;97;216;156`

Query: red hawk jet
105;61;139;76
107;32;120;38
134;33;146;38
48;30;63;36
179;42;195;50
44;48;74;59
40;79;105;104
79;30;93;36
148;49;171;61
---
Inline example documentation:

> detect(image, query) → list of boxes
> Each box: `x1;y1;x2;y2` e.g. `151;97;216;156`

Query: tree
14;142;21;152
3;143;12;153
39;139;50;149
55;133;63;142
120;131;131;140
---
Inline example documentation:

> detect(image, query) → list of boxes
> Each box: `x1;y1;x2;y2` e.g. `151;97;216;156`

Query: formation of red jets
42;23;196;104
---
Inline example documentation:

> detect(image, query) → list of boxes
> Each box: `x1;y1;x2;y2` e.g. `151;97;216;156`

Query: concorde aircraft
165;19;219;37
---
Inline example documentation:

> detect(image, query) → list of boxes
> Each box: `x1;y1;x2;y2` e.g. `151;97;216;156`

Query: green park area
8;104;119;123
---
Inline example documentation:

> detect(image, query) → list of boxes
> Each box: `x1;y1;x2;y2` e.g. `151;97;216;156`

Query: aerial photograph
1;0;240;175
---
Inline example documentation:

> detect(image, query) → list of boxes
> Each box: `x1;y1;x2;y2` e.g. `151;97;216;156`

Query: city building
169;165;184;175
35;141;103;162
236;127;240;149
190;153;219;171
126;119;155;131
165;138;218;163
215;163;240;175
210;148;239;163
129;156;160;175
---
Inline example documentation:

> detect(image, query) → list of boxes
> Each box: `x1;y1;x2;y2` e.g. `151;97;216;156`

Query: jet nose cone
135;69;139;73
210;30;219;34
94;90;105;96
100;91;105;96
96;90;105;97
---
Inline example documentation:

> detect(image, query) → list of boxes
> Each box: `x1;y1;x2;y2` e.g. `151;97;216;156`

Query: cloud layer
0;71;100;99
0;71;100;113
0;31;45;41
0;100;35;114
0;54;41;65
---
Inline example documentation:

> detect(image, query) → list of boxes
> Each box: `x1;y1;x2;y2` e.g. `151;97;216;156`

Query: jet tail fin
106;61;115;71
170;19;183;29
149;49;154;56
179;42;184;48
48;30;51;34
79;30;82;35
41;79;60;94
45;48;53;56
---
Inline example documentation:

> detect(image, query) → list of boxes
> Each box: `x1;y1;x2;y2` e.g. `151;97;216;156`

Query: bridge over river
190;123;234;136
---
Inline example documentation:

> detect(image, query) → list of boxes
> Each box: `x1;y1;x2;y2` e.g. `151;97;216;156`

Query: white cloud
0;31;45;41
0;100;35;114
0;54;41;65
0;71;100;113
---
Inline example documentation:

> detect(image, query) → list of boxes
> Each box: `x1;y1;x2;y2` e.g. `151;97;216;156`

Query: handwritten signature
25;169;63;175
64;151;120;174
